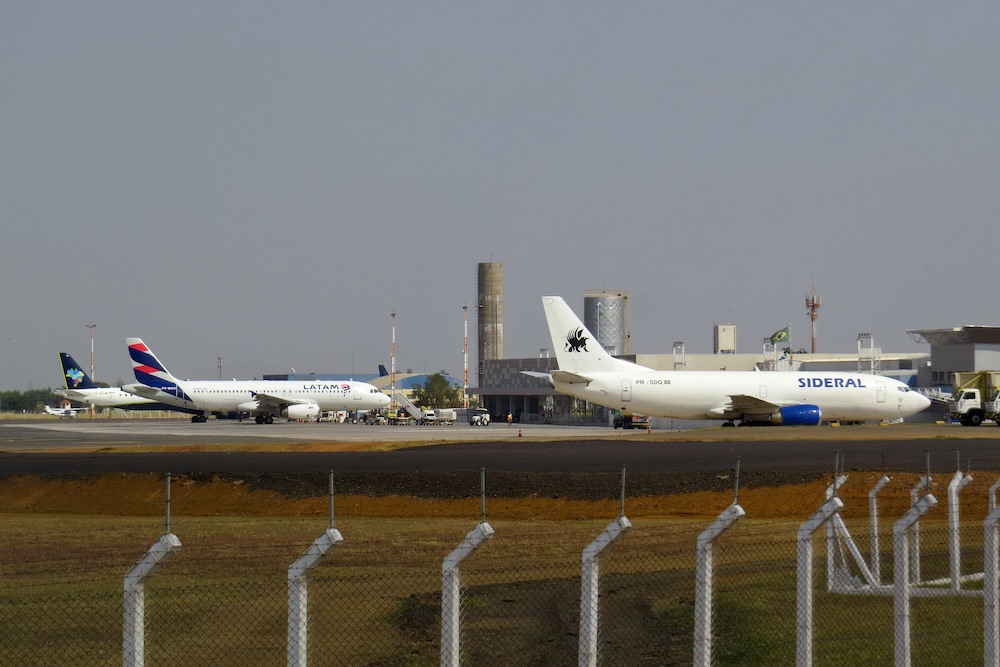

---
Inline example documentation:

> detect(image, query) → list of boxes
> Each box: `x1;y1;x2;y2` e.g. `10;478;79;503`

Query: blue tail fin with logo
59;353;98;390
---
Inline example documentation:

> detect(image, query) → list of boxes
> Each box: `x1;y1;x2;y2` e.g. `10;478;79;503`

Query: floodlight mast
463;305;469;410
87;322;96;419
390;312;396;410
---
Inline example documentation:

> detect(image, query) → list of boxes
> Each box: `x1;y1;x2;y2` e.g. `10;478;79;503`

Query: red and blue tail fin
127;338;180;388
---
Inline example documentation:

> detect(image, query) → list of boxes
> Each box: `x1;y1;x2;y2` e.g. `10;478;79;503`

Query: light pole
390;312;396;411
462;305;469;410
86;322;96;419
86;322;96;381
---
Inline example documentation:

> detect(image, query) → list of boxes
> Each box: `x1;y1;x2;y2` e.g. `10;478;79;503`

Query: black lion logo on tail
565;327;589;352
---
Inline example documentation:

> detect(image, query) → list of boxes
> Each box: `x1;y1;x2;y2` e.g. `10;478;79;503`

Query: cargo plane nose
907;389;932;415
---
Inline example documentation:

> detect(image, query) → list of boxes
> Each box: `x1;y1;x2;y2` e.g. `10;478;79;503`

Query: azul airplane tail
541;296;647;376
59;353;98;390
127;338;181;388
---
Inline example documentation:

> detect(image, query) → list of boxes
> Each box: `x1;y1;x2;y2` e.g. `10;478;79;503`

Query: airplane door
621;380;632;403
876;382;886;404
759;385;767;399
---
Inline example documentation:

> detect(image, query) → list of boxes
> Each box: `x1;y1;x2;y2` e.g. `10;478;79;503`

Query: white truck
420;408;457;425
947;371;1000;426
470;407;491;426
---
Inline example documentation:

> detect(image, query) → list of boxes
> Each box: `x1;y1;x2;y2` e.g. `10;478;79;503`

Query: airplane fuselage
553;369;926;423
58;387;159;408
124;380;389;414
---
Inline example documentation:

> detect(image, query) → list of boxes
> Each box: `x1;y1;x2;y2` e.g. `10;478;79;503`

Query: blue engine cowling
771;405;822;426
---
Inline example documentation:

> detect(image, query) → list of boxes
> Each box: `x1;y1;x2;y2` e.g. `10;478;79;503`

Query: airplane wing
729;394;781;413
124;384;163;398
707;394;783;420
550;370;593;385
56;389;90;400
251;391;318;410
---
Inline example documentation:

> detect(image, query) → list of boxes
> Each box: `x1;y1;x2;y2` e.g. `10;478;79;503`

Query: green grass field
0;507;988;666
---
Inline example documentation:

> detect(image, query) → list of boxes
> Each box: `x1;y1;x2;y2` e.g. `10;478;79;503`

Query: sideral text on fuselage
798;377;867;388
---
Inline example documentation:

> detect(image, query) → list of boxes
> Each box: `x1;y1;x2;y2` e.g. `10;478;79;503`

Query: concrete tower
477;262;503;388
583;290;630;356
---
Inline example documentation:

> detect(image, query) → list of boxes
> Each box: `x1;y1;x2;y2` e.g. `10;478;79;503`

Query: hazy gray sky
3;3;998;391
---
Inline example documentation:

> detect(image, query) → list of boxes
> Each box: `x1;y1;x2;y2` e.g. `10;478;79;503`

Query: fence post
693;503;744;667
990;479;1000;511
578;515;632;667
894;493;938;667
287;528;343;667
869;476;891;585
441;521;494;667
947;470;973;592
909;474;932;584
824;475;847;592
796;495;842;667
984;501;1000;666
123;533;182;667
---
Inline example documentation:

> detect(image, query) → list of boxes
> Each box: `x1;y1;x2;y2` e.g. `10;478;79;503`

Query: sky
3;3;999;391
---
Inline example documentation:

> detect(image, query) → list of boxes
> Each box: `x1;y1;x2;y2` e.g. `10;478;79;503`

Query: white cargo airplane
54;353;201;416
122;338;391;424
533;296;931;426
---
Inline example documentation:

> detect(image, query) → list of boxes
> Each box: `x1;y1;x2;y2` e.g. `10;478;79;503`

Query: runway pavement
3;419;1000;478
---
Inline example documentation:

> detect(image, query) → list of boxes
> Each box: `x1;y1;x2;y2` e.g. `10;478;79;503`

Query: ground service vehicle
471;408;490;426
387;410;413;425
613;410;650;430
947;371;1000;426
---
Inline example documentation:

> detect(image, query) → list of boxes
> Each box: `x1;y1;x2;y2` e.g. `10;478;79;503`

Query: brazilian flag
769;326;789;344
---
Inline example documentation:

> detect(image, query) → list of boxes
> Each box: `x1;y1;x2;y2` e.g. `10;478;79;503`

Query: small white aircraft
123;338;391;424
532;296;931;426
43;404;87;418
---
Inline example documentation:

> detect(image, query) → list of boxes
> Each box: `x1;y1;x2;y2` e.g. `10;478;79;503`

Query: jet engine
283;403;321;421
771;405;822;426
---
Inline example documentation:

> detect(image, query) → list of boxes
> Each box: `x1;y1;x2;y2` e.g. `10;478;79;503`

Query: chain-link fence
1;476;995;665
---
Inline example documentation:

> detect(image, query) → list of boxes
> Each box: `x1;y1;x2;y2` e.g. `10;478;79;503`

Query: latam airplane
123;338;391;424
534;296;931;426
55;353;200;415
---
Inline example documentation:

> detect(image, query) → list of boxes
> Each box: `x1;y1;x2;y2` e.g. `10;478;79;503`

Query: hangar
907;326;1000;389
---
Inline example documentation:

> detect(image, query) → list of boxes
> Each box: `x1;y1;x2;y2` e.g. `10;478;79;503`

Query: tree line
0;388;64;413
